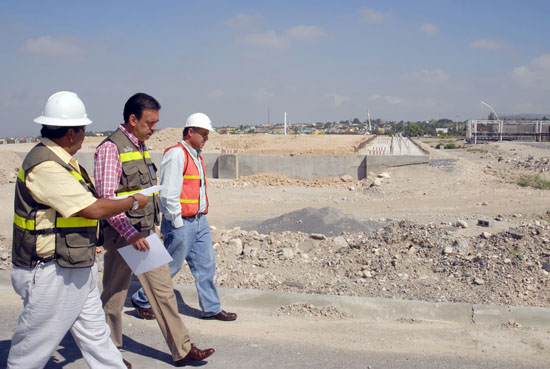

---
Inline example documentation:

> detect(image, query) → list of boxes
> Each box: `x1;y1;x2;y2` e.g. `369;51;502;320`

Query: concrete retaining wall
15;151;429;180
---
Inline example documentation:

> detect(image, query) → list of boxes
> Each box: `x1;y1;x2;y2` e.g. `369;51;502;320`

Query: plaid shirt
94;124;143;242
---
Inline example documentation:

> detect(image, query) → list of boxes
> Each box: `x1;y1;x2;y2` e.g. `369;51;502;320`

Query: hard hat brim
34;115;92;126
186;124;215;132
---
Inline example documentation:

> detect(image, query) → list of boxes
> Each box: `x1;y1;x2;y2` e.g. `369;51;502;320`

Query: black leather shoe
202;310;237;321
131;299;156;320
174;344;215;366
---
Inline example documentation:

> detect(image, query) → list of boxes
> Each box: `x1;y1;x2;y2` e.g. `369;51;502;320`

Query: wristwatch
129;195;139;210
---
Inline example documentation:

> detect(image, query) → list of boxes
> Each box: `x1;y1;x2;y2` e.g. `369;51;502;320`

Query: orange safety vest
164;142;209;217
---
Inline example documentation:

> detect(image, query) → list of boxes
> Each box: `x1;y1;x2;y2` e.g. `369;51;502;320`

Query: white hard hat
34;91;92;126
184;112;214;131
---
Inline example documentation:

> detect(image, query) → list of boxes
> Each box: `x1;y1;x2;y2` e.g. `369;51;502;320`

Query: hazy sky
2;0;550;136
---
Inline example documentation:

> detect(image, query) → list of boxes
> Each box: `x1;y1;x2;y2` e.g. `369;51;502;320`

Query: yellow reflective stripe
56;217;98;228
183;175;200;179
69;170;84;182
14;213;35;230
116;189;158;197
14;213;97;230
120;152;143;162
18;167;25;182
18;167;84;183
119;150;150;162
179;199;199;203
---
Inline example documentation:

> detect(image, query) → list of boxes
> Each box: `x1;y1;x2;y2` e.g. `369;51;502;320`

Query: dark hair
40;125;84;139
183;127;190;138
123;93;161;123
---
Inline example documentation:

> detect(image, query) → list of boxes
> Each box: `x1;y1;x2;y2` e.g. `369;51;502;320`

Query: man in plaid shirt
95;92;214;366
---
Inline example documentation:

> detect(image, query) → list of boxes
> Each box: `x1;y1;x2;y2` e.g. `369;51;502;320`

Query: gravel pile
250;206;384;236
174;214;550;308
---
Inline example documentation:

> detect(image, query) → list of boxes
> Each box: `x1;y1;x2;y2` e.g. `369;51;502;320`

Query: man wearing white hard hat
131;112;237;322
7;91;148;369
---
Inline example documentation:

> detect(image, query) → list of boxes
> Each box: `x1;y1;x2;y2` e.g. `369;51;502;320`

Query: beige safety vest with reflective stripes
12;143;99;268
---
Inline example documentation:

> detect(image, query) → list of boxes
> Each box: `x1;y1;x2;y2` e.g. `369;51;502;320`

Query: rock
371;178;383;187
280;248;294;259
455;220;468;228
454;239;472;255
473;277;485;285
542;261;550;272
481;232;492;239
228;238;243;256
333;236;348;248
378;172;391;179
340;175;353;182
443;246;454;255
283;280;304;288
243;246;257;257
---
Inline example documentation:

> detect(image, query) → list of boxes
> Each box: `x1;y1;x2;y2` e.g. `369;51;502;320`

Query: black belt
183;213;204;220
35;255;56;263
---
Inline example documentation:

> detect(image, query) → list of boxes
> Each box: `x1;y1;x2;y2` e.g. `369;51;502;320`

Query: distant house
436;128;448;135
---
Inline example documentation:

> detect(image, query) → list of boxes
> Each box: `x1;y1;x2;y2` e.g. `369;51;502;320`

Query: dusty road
0;275;548;369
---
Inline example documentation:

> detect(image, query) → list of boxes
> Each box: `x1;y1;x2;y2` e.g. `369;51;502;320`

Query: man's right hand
129;234;150;251
133;193;149;209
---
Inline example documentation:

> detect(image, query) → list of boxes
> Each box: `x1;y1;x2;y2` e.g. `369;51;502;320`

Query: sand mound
0;151;22;185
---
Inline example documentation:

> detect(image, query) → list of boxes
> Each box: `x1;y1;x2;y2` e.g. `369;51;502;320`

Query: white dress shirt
160;140;207;228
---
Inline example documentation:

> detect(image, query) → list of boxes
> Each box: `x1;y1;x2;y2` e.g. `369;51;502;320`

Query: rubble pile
168;214;550;308
511;155;550;172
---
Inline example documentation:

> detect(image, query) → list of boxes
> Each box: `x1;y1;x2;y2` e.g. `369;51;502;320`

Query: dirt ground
81;129;372;155
0;133;549;308
0;132;549;365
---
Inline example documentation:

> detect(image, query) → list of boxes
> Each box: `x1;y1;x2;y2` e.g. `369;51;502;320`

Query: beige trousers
100;227;191;361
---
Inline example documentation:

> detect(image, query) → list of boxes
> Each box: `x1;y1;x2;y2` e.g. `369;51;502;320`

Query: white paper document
115;185;166;199
117;233;173;275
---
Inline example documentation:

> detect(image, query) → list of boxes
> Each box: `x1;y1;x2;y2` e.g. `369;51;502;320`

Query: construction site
0;131;549;367
467;119;550;143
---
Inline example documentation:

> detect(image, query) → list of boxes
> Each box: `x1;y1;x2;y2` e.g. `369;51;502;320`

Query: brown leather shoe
123;358;132;369
131;299;155;320
174;344;215;366
202;310;237;321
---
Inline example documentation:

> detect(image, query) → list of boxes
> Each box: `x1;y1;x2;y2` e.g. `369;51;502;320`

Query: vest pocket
122;164;140;186
138;166;152;185
57;232;95;267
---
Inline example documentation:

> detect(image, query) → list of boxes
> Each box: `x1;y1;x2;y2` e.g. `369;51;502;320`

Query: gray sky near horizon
1;0;550;137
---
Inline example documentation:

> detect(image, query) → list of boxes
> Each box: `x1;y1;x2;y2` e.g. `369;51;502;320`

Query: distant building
466;120;550;143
